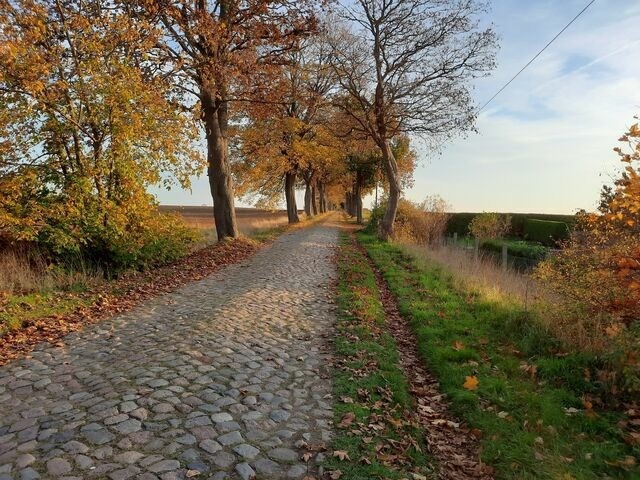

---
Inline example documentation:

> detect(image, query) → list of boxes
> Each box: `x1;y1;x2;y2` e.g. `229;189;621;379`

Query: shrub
392;196;450;245
523;219;569;246
468;212;511;240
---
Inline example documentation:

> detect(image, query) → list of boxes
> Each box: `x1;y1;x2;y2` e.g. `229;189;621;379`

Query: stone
20;467;40;480
147;460;180;473
254;458;281;475
235;463;256;480
217;431;243;446
210;451;235;469
198;439;222;454
75;455;93;470
108;466;141;480
268;448;298;462
84;429;115;445
63;440;89;454
233;443;260;459
15;453;35;468
113;419;141;435
46;458;72;476
269;409;291;422
286;464;308;478
209;413;233;423
114;451;144;464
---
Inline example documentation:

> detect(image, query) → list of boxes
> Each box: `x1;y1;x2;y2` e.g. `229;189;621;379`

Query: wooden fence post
474;238;479;261
453;232;458;247
502;244;508;271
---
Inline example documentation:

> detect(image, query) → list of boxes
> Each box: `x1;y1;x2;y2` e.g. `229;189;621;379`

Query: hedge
446;213;575;239
523;219;570;246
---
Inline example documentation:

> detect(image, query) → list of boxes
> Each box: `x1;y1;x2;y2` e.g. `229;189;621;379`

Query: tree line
0;0;497;268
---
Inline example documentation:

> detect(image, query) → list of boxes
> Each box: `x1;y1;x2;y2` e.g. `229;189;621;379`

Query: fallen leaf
463;375;479;391
338;412;355;429
332;450;351;461
452;340;464;351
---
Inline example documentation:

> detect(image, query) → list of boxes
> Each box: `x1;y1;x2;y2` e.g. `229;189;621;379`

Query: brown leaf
338;412;355;429
332;450;351;461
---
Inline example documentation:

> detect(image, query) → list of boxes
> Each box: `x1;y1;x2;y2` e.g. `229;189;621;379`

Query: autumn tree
330;0;497;239
0;0;202;270
137;0;318;238
233;35;338;223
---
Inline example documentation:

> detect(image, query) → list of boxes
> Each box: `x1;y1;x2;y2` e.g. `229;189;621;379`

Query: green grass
356;231;639;480
0;289;96;334
327;233;433;479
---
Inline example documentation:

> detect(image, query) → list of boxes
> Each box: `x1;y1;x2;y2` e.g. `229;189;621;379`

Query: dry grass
399;243;544;309
0;250;98;295
398;242;615;351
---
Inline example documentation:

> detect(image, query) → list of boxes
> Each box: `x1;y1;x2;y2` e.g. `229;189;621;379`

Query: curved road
0;223;338;480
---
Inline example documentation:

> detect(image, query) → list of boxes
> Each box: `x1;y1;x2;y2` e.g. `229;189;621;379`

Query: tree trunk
304;179;312;217
379;140;401;240
311;184;318;216
285;171;300;224
355;171;363;224
318;182;326;213
201;87;238;241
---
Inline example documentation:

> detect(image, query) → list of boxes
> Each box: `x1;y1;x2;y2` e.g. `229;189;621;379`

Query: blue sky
153;0;640;214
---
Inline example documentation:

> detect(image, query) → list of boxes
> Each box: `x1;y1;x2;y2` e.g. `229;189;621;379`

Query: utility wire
478;0;597;112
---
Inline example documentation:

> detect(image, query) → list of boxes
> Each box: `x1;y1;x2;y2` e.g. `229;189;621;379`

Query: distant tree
233;36;339;224
469;212;511;240
139;0;318;238
330;0;497;239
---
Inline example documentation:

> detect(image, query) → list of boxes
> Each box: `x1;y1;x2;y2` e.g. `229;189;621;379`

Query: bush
101;212;200;275
392;197;450;245
468;212;511;240
480;239;547;260
0;179;200;277
523;219;569;246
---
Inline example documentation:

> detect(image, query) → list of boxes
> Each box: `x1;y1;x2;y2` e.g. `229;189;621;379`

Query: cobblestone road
0;223;339;480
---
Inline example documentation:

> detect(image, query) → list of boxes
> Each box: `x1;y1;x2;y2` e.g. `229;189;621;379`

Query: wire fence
442;235;551;273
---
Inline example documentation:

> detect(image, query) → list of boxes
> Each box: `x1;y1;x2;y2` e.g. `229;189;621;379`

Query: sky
153;0;640;215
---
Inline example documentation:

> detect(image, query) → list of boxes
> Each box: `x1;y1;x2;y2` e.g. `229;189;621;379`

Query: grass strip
326;232;433;479
357;231;639;480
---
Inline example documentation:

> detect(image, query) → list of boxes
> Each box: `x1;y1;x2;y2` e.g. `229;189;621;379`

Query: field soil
159;205;291;233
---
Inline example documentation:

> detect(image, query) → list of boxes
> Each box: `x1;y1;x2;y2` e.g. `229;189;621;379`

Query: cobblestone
0;224;337;478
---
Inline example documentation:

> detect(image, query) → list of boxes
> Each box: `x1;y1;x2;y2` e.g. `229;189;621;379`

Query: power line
478;0;597;112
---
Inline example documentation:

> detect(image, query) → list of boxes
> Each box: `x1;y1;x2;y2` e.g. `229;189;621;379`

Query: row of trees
0;0;497;267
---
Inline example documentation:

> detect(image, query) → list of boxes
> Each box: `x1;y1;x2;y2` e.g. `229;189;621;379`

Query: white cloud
405;0;640;214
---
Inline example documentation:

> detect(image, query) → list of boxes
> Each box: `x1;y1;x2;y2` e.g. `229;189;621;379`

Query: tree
139;0;318;239
0;0;202;270
535;118;640;353
331;0;497;239
233;35;338;224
